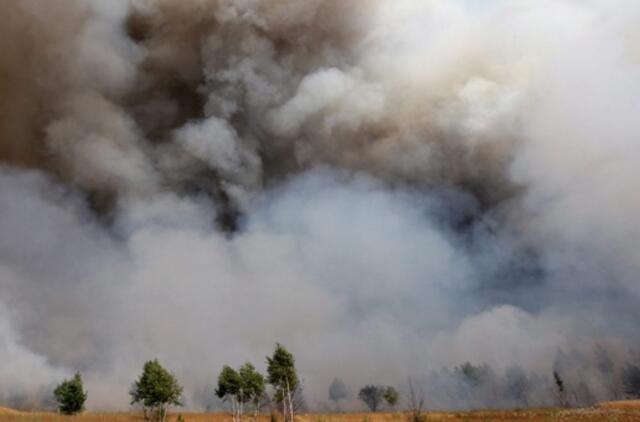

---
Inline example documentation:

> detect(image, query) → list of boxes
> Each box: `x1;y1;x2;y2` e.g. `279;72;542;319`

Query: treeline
323;346;640;412
20;343;640;417
410;347;640;411
50;344;303;422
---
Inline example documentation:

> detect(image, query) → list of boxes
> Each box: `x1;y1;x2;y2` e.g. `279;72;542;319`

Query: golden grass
0;408;22;416
597;400;640;410
1;404;640;422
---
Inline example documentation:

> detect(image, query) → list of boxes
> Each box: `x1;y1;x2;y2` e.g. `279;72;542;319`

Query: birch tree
216;366;243;422
266;344;299;422
217;363;266;421
239;363;266;417
130;359;183;422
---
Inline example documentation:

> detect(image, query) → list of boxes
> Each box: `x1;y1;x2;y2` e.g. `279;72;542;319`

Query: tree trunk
285;381;294;422
282;390;287;422
231;397;238;422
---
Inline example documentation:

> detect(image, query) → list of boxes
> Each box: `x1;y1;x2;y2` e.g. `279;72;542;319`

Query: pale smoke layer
0;0;639;411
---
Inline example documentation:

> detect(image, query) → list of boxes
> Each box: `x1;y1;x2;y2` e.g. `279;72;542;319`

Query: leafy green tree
383;386;399;409
266;344;299;422
216;366;242;422
239;363;266;416
216;363;266;421
358;385;384;412
130;359;183;422
53;372;87;415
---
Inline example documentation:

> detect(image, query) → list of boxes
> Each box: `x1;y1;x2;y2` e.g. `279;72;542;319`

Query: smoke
1;0;640;411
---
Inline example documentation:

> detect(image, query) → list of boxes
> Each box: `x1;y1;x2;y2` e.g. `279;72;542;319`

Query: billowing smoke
1;0;640;411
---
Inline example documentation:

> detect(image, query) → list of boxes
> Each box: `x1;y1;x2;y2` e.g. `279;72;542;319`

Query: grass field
2;402;640;422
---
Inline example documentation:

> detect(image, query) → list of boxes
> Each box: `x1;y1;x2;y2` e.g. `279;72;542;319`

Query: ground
1;402;640;422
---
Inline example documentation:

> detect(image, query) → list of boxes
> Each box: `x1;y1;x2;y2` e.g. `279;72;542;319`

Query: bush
53;372;87;415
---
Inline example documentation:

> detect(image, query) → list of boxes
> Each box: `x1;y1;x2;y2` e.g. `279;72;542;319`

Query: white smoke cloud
0;0;640;412
0;300;68;405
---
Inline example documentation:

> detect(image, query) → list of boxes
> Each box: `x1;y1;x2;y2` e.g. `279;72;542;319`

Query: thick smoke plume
1;0;640;411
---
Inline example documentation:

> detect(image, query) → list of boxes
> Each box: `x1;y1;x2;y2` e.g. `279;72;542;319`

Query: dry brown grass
597;400;640;410
1;404;640;422
0;408;22;416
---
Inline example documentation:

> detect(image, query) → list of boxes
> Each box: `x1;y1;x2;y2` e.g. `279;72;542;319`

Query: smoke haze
1;0;640;411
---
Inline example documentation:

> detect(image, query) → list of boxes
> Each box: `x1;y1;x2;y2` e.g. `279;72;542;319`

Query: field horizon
2;401;640;422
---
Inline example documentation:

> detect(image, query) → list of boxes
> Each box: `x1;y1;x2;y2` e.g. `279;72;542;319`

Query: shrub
53;372;87;415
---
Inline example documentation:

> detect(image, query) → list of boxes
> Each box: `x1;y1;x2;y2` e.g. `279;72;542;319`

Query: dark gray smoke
1;0;640;411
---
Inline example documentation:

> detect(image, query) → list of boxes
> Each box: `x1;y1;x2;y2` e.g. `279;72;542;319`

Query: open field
2;403;640;422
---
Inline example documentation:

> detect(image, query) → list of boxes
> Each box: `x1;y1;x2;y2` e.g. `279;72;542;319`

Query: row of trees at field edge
50;344;640;418
52;344;300;422
52;359;182;422
328;378;399;412
52;344;398;421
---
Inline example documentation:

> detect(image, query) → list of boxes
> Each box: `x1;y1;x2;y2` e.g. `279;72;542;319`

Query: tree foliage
216;366;242;400
456;362;495;388
266;344;299;422
53;372;87;415
328;377;348;404
239;362;266;409
358;385;385;412
130;359;183;422
216;363;265;421
383;386;399;408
